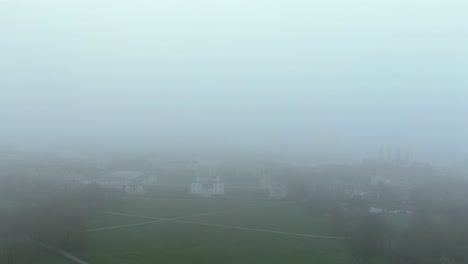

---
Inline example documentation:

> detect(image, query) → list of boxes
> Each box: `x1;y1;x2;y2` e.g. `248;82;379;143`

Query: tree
0;211;37;264
345;212;387;258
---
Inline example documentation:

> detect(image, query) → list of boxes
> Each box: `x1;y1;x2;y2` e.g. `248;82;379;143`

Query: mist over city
1;0;468;264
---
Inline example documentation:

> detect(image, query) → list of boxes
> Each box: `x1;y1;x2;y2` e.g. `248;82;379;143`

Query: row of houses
79;171;288;199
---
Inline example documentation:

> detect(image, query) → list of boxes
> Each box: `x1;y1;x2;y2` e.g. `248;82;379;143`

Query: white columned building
191;176;224;196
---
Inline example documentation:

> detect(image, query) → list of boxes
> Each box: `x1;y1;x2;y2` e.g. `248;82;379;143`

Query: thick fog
1;0;467;164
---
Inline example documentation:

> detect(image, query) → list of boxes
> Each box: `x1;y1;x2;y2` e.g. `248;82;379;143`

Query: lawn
25;196;398;264
383;213;411;234
81;221;347;264
72;197;358;264
37;254;76;264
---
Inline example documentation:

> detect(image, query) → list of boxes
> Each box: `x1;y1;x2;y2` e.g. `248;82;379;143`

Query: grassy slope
105;197;271;218
76;197;373;264
82;221;348;264
19;197;396;264
37;254;76;264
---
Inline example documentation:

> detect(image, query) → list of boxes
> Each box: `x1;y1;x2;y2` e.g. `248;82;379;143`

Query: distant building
83;171;145;195
371;175;393;186
370;207;412;214
378;147;411;165
260;176;288;199
268;184;287;199
191;176;224;196
396;148;402;163
369;207;384;213
403;149;410;164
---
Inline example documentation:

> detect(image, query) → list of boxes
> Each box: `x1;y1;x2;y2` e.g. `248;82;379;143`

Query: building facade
191;176;224;196
82;171;146;195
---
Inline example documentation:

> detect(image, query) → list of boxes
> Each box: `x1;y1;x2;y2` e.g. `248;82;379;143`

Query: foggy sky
1;0;467;164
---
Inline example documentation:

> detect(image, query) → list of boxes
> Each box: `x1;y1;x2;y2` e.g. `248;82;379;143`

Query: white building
269;184;287;199
371;175;393;186
124;184;144;194
260;175;288;199
191;176;224;196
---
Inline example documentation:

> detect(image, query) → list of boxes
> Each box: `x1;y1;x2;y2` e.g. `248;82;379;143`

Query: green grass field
82;197;351;264
42;197;396;264
37;255;76;264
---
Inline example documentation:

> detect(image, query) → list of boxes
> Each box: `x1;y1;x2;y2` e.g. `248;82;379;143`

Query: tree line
300;175;468;264
0;175;120;264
